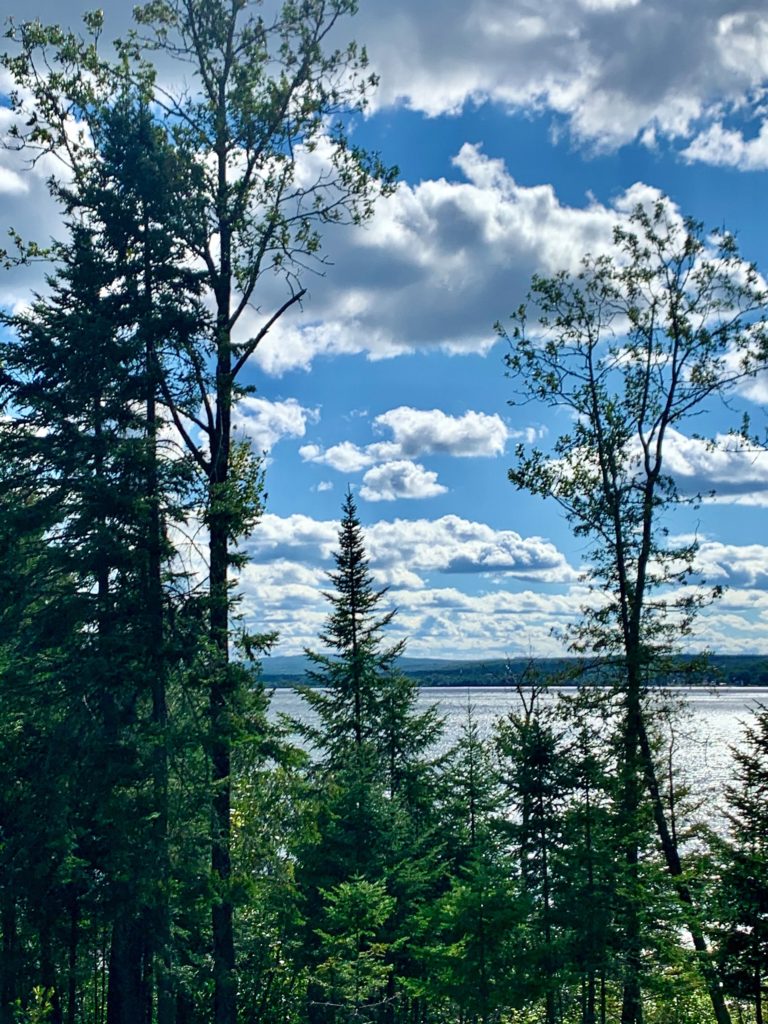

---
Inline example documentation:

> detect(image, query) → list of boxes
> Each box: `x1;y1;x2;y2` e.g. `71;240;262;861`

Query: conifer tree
295;490;443;1023
299;489;405;769
496;687;571;1024
713;706;768;1023
3;7;396;1017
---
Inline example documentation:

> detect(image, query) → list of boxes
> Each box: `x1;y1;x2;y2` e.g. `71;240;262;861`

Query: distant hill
259;653;768;688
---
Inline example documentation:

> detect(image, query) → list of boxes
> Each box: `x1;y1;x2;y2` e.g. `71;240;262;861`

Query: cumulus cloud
375;406;509;457
234;511;583;655
213;511;768;658
239;569;585;659
682;121;768;170
360;460;447;501
247;154;680;373
662;429;768;503
694;541;768;589
246;511;576;583
0;72;702;379
301;406;510;475
300;439;398;473
367;515;578;582
245;513;340;564
231;397;318;451
347;0;768;155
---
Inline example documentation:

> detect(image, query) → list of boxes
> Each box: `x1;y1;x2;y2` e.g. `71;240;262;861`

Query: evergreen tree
496;686;571;1024
555;690;622;1024
295;490;444;1023
713;705;768;1023
298;489;405;770
413;703;530;1024
3;7;396;1018
0;104;202;1017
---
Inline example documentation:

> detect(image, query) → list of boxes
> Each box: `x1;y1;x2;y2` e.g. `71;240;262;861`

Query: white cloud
350;0;768;156
236;511;581;656
248;154;681;373
367;515;578;582
360;460;447;501
300;406;510;473
222;512;768;658
662;429;768;503
231;397;318;451
299;439;397;473
244;513;340;564
4;1;764;174
246;511;576;583
682;121;768;170
374;406;509;457
695;541;768;589
0;165;29;195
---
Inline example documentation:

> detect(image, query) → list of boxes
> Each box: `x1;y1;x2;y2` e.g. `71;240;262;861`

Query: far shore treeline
261;654;768;688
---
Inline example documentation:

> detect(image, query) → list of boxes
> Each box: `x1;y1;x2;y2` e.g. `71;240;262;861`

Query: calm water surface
269;686;768;815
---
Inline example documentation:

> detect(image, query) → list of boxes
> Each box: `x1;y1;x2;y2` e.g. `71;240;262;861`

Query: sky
2;0;768;661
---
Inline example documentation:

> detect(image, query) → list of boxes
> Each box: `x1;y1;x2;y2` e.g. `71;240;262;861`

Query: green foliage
500;200;768;1024
710;706;768;1018
313;877;395;1021
501;202;768;662
296;489;406;768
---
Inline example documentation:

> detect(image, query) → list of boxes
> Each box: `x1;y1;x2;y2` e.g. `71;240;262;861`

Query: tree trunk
620;681;643;1024
143;207;175;1024
1;894;17;1024
209;499;236;1024
755;963;763;1024
636;717;731;1024
66;894;78;1024
107;912;149;1024
39;916;63;1024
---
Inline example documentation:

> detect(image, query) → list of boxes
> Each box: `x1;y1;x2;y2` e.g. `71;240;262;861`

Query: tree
555;689;623;1024
294;490;444;1023
499;200;768;1024
413;702;527;1024
0;82;208;1021
495;685;572;1024
0;223;160;1023
298;488;405;775
713;705;768;1023
3;5;396;1019
313;878;395;1024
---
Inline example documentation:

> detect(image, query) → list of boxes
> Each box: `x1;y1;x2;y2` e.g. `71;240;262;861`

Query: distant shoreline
260;653;768;689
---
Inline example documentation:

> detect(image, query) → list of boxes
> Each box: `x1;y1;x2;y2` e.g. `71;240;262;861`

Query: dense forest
1;2;768;1024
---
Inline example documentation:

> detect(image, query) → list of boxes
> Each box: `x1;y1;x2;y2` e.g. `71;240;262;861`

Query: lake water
269;686;768;816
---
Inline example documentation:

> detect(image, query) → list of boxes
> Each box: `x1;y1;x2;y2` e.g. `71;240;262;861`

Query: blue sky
2;0;768;659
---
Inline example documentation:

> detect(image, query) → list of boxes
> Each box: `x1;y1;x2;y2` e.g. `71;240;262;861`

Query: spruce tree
295;490;443;1023
299;489;404;768
3;8;396;1016
713;706;768;1023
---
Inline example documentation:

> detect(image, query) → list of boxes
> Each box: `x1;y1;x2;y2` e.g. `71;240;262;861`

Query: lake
269;686;768;815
